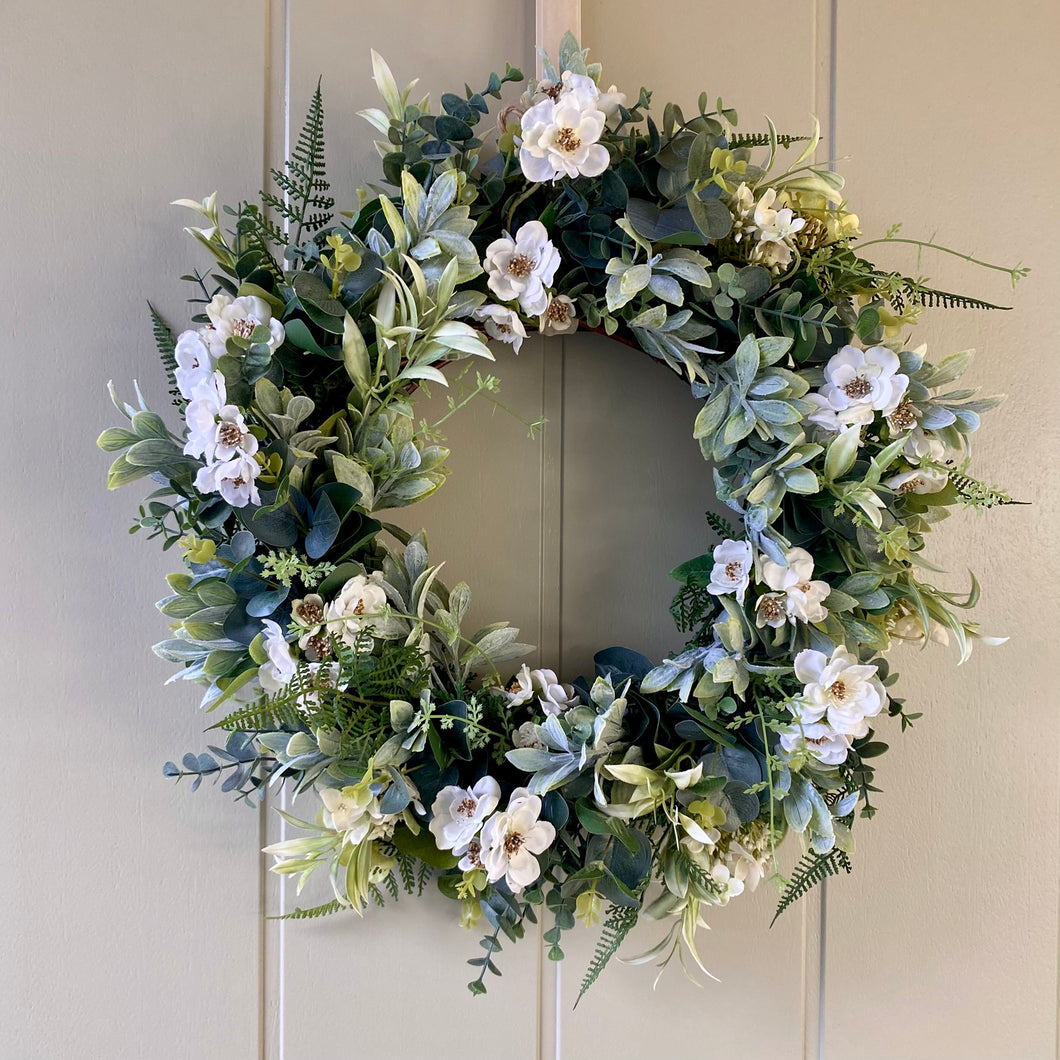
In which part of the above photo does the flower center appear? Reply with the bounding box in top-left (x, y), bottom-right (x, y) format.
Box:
top-left (897, 476), bottom-right (921, 494)
top-left (758, 596), bottom-right (784, 621)
top-left (724, 561), bottom-right (743, 581)
top-left (465, 837), bottom-right (482, 867)
top-left (506, 676), bottom-right (526, 694)
top-left (546, 299), bottom-right (570, 324)
top-left (543, 82), bottom-right (563, 101)
top-left (507, 253), bottom-right (536, 279)
top-left (297, 600), bottom-right (324, 624)
top-left (828, 679), bottom-right (848, 702)
top-left (230, 475), bottom-right (246, 487)
top-left (217, 422), bottom-right (243, 448)
top-left (456, 798), bottom-right (478, 819)
top-left (555, 127), bottom-right (581, 153)
top-left (842, 376), bottom-right (873, 399)
top-left (503, 831), bottom-right (526, 858)
top-left (306, 633), bottom-right (332, 659)
top-left (232, 318), bottom-right (256, 339)
top-left (889, 401), bottom-right (917, 431)
top-left (352, 600), bottom-right (365, 616)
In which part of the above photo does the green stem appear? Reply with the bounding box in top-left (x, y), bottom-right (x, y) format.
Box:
top-left (854, 237), bottom-right (1028, 286)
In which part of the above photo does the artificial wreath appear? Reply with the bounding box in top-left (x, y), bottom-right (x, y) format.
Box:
top-left (99, 36), bottom-right (1022, 996)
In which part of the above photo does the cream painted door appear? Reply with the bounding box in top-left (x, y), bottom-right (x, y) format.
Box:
top-left (4, 2), bottom-right (1057, 1059)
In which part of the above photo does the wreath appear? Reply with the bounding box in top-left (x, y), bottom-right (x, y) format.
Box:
top-left (99, 35), bottom-right (1023, 997)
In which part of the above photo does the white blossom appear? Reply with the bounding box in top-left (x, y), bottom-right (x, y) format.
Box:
top-left (258, 618), bottom-right (297, 692)
top-left (531, 668), bottom-right (579, 715)
top-left (202, 293), bottom-right (285, 359)
top-left (473, 304), bottom-right (527, 353)
top-left (183, 371), bottom-right (227, 459)
top-left (518, 92), bottom-right (610, 183)
top-left (539, 293), bottom-right (578, 336)
top-left (194, 452), bottom-right (261, 507)
top-left (174, 330), bottom-right (215, 400)
top-left (902, 427), bottom-right (946, 465)
top-left (501, 664), bottom-right (535, 707)
top-left (326, 571), bottom-right (402, 646)
top-left (483, 220), bottom-right (560, 316)
top-left (885, 467), bottom-right (948, 495)
top-left (320, 784), bottom-right (386, 845)
top-left (818, 345), bottom-right (910, 424)
top-left (429, 776), bottom-right (501, 853)
top-left (793, 645), bottom-right (887, 738)
top-left (512, 721), bottom-right (545, 750)
top-left (778, 718), bottom-right (851, 766)
top-left (706, 538), bottom-right (753, 605)
top-left (891, 612), bottom-right (951, 647)
top-left (479, 788), bottom-right (556, 892)
top-left (760, 547), bottom-right (830, 624)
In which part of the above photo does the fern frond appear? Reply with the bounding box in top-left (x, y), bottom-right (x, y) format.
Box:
top-left (727, 132), bottom-right (811, 149)
top-left (272, 899), bottom-right (345, 920)
top-left (947, 470), bottom-right (1025, 510)
top-left (234, 203), bottom-right (286, 277)
top-left (705, 510), bottom-right (738, 540)
top-left (576, 902), bottom-right (641, 1005)
top-left (900, 283), bottom-right (1011, 312)
top-left (771, 849), bottom-right (852, 925)
top-left (261, 80), bottom-right (334, 245)
top-left (148, 303), bottom-right (182, 406)
top-left (215, 698), bottom-right (305, 733)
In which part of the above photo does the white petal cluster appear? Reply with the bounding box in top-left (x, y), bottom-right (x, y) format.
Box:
top-left (749, 188), bottom-right (806, 272)
top-left (472, 304), bottom-right (527, 353)
top-left (326, 571), bottom-right (403, 646)
top-left (183, 370), bottom-right (262, 508)
top-left (483, 220), bottom-right (561, 316)
top-left (479, 787), bottom-right (556, 892)
top-left (498, 664), bottom-right (579, 715)
top-left (202, 293), bottom-right (285, 360)
top-left (706, 539), bottom-right (753, 605)
top-left (780, 645), bottom-right (888, 767)
top-left (429, 777), bottom-right (501, 862)
top-left (258, 618), bottom-right (297, 692)
top-left (320, 784), bottom-right (388, 845)
top-left (518, 72), bottom-right (614, 183)
top-left (811, 345), bottom-right (910, 431)
top-left (758, 547), bottom-right (830, 626)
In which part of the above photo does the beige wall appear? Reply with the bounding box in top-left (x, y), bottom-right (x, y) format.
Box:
top-left (3, 2), bottom-right (1057, 1058)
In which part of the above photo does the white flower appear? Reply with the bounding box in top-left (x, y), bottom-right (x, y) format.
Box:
top-left (458, 836), bottom-right (484, 872)
top-left (501, 664), bottom-right (535, 707)
top-left (755, 591), bottom-right (788, 629)
top-left (479, 788), bottom-right (556, 892)
top-left (559, 71), bottom-right (626, 124)
top-left (793, 645), bottom-right (887, 738)
top-left (194, 452), bottom-right (261, 507)
top-left (326, 571), bottom-right (401, 646)
top-left (512, 721), bottom-right (545, 750)
top-left (753, 188), bottom-right (806, 245)
top-left (903, 427), bottom-right (945, 465)
top-left (320, 784), bottom-right (385, 845)
top-left (518, 93), bottom-right (610, 183)
top-left (183, 371), bottom-right (227, 458)
top-left (429, 776), bottom-right (502, 853)
top-left (211, 405), bottom-right (258, 463)
top-left (818, 345), bottom-right (910, 423)
top-left (174, 330), bottom-right (215, 400)
top-left (202, 293), bottom-right (285, 359)
top-left (728, 183), bottom-right (757, 243)
top-left (778, 718), bottom-right (851, 766)
top-left (760, 547), bottom-right (830, 624)
top-left (891, 612), bottom-right (951, 647)
top-left (539, 294), bottom-right (578, 336)
top-left (706, 861), bottom-right (745, 905)
top-left (258, 618), bottom-right (297, 693)
top-left (530, 668), bottom-right (579, 715)
top-left (473, 304), bottom-right (527, 353)
top-left (885, 467), bottom-right (948, 495)
top-left (706, 538), bottom-right (753, 605)
top-left (483, 220), bottom-right (561, 316)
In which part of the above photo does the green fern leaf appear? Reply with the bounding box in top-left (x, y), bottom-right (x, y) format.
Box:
top-left (771, 849), bottom-right (852, 925)
top-left (261, 79), bottom-right (335, 245)
top-left (576, 902), bottom-right (641, 1005)
top-left (271, 899), bottom-right (345, 921)
top-left (148, 303), bottom-right (182, 405)
top-left (727, 132), bottom-right (811, 149)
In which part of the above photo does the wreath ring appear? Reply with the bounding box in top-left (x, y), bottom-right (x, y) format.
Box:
top-left (99, 35), bottom-right (1022, 997)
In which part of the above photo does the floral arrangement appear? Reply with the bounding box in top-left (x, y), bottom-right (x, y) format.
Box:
top-left (99, 36), bottom-right (1023, 997)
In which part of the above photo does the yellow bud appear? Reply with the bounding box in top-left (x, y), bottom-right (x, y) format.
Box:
top-left (179, 535), bottom-right (216, 564)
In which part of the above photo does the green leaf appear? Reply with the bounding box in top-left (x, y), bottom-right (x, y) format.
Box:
top-left (686, 192), bottom-right (733, 240)
top-left (824, 426), bottom-right (861, 482)
top-left (390, 825), bottom-right (458, 869)
top-left (342, 313), bottom-right (372, 393)
top-left (97, 427), bottom-right (139, 452)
